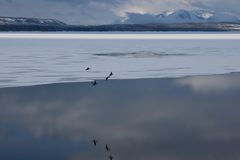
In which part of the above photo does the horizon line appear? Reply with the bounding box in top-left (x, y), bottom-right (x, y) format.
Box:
top-left (0, 33), bottom-right (240, 39)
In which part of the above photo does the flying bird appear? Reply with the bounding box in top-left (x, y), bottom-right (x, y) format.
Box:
top-left (108, 155), bottom-right (113, 160)
top-left (92, 139), bottom-right (97, 146)
top-left (109, 72), bottom-right (113, 77)
top-left (85, 67), bottom-right (91, 71)
top-left (105, 144), bottom-right (110, 151)
top-left (92, 80), bottom-right (97, 86)
top-left (106, 72), bottom-right (113, 81)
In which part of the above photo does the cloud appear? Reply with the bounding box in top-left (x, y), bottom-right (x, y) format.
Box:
top-left (115, 0), bottom-right (192, 17)
top-left (190, 0), bottom-right (240, 14)
top-left (0, 0), bottom-right (120, 25)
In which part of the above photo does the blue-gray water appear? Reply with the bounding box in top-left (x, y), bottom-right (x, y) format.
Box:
top-left (0, 37), bottom-right (240, 88)
top-left (0, 73), bottom-right (240, 160)
top-left (1, 33), bottom-right (240, 159)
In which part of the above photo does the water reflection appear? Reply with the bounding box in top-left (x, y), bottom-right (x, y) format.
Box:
top-left (0, 73), bottom-right (240, 160)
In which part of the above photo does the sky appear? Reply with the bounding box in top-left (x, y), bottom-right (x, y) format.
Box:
top-left (0, 0), bottom-right (240, 25)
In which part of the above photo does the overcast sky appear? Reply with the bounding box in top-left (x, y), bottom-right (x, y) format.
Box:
top-left (0, 0), bottom-right (239, 25)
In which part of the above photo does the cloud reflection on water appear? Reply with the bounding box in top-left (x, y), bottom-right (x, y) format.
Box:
top-left (0, 73), bottom-right (240, 160)
top-left (176, 73), bottom-right (240, 93)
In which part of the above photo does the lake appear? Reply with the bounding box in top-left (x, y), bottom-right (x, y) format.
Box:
top-left (0, 32), bottom-right (240, 160)
top-left (0, 73), bottom-right (240, 160)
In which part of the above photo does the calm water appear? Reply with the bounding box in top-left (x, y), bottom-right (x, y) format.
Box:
top-left (0, 37), bottom-right (240, 88)
top-left (0, 33), bottom-right (240, 159)
top-left (0, 73), bottom-right (240, 160)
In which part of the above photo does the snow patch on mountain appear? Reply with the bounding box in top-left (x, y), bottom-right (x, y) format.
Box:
top-left (0, 17), bottom-right (66, 26)
top-left (124, 9), bottom-right (240, 24)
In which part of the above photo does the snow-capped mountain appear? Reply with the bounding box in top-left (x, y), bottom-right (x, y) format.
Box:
top-left (0, 17), bottom-right (66, 26)
top-left (124, 9), bottom-right (240, 24)
top-left (0, 13), bottom-right (240, 31)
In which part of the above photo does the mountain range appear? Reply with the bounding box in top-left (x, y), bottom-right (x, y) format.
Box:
top-left (123, 9), bottom-right (240, 24)
top-left (124, 9), bottom-right (240, 24)
top-left (0, 9), bottom-right (240, 31)
top-left (0, 17), bottom-right (66, 26)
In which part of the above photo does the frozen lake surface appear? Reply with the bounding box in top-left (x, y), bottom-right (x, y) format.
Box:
top-left (0, 33), bottom-right (240, 88)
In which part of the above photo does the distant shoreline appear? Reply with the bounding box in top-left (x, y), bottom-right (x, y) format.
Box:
top-left (1, 23), bottom-right (240, 32)
top-left (1, 32), bottom-right (240, 39)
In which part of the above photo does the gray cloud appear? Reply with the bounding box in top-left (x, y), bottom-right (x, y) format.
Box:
top-left (0, 0), bottom-right (120, 25)
top-left (190, 0), bottom-right (240, 15)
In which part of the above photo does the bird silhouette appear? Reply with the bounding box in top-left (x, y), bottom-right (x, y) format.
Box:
top-left (92, 80), bottom-right (97, 86)
top-left (109, 72), bottom-right (113, 77)
top-left (92, 139), bottom-right (97, 146)
top-left (85, 67), bottom-right (91, 71)
top-left (106, 72), bottom-right (113, 81)
top-left (108, 155), bottom-right (113, 160)
top-left (105, 144), bottom-right (110, 151)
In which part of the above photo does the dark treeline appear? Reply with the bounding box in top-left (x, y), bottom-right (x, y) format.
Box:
top-left (0, 23), bottom-right (239, 31)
